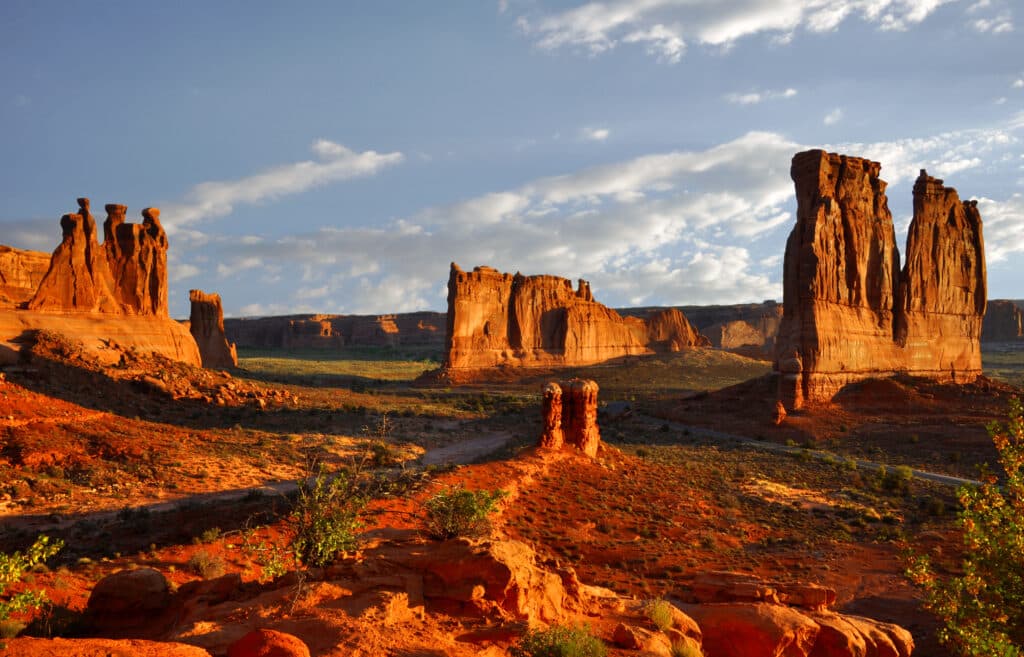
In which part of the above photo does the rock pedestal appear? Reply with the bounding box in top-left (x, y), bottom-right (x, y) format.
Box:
top-left (540, 382), bottom-right (564, 449)
top-left (539, 379), bottom-right (600, 457)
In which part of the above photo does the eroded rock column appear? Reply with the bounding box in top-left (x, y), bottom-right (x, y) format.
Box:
top-left (563, 379), bottom-right (600, 457)
top-left (539, 382), bottom-right (564, 449)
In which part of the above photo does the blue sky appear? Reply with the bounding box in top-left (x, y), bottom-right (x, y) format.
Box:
top-left (2, 0), bottom-right (1021, 318)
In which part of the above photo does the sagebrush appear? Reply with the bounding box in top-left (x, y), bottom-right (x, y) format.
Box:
top-left (424, 485), bottom-right (506, 539)
top-left (510, 623), bottom-right (607, 657)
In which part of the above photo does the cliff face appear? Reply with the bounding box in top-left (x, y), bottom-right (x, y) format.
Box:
top-left (189, 289), bottom-right (238, 369)
top-left (775, 152), bottom-right (986, 408)
top-left (0, 246), bottom-right (51, 308)
top-left (982, 300), bottom-right (1024, 341)
top-left (224, 312), bottom-right (444, 349)
top-left (444, 263), bottom-right (706, 371)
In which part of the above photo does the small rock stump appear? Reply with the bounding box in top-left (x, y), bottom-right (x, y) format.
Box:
top-left (539, 378), bottom-right (600, 457)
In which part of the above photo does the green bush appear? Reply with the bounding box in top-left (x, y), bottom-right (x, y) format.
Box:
top-left (510, 624), bottom-right (607, 657)
top-left (424, 485), bottom-right (506, 539)
top-left (646, 597), bottom-right (674, 631)
top-left (290, 464), bottom-right (366, 567)
top-left (671, 640), bottom-right (705, 657)
top-left (0, 535), bottom-right (63, 622)
top-left (907, 397), bottom-right (1024, 656)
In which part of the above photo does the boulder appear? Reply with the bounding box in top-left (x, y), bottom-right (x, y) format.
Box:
top-left (682, 602), bottom-right (820, 657)
top-left (86, 568), bottom-right (173, 636)
top-left (189, 289), bottom-right (238, 369)
top-left (613, 622), bottom-right (672, 655)
top-left (775, 152), bottom-right (986, 408)
top-left (227, 629), bottom-right (311, 657)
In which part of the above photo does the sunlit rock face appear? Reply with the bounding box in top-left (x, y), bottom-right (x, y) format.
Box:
top-left (444, 263), bottom-right (706, 371)
top-left (776, 152), bottom-right (986, 409)
top-left (189, 289), bottom-right (238, 369)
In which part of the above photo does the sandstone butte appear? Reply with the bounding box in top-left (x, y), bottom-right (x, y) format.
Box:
top-left (0, 198), bottom-right (201, 366)
top-left (775, 150), bottom-right (986, 409)
top-left (443, 263), bottom-right (708, 372)
top-left (188, 289), bottom-right (239, 369)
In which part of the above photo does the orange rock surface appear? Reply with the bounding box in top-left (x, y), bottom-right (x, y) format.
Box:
top-left (189, 289), bottom-right (238, 369)
top-left (539, 379), bottom-right (601, 457)
top-left (776, 152), bottom-right (986, 408)
top-left (2, 198), bottom-right (200, 366)
top-left (0, 245), bottom-right (51, 308)
top-left (444, 263), bottom-right (706, 371)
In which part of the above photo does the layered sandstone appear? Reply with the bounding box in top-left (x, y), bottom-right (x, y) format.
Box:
top-left (189, 290), bottom-right (238, 369)
top-left (621, 302), bottom-right (782, 354)
top-left (104, 205), bottom-right (169, 316)
top-left (0, 245), bottom-right (51, 308)
top-left (2, 198), bottom-right (200, 366)
top-left (982, 300), bottom-right (1023, 341)
top-left (445, 264), bottom-right (706, 371)
top-left (539, 379), bottom-right (601, 457)
top-left (28, 198), bottom-right (122, 314)
top-left (776, 152), bottom-right (986, 408)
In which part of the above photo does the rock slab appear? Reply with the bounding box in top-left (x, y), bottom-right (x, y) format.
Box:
top-left (189, 289), bottom-right (238, 369)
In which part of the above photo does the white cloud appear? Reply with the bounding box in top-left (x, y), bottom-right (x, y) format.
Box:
top-left (516, 0), bottom-right (956, 62)
top-left (170, 263), bottom-right (200, 283)
top-left (162, 139), bottom-right (403, 230)
top-left (725, 87), bottom-right (798, 105)
top-left (823, 108), bottom-right (843, 125)
top-left (972, 13), bottom-right (1013, 32)
top-left (581, 127), bottom-right (611, 141)
top-left (975, 194), bottom-right (1024, 262)
top-left (1014, 78), bottom-right (1024, 89)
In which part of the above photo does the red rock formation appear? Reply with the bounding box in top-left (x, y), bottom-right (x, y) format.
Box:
top-left (189, 289), bottom-right (238, 369)
top-left (895, 171), bottom-right (986, 380)
top-left (646, 308), bottom-right (711, 350)
top-left (0, 245), bottom-right (51, 308)
top-left (104, 205), bottom-right (169, 316)
top-left (445, 263), bottom-right (705, 372)
top-left (539, 379), bottom-right (600, 456)
top-left (540, 382), bottom-right (564, 449)
top-left (982, 299), bottom-right (1024, 341)
top-left (223, 312), bottom-right (445, 349)
top-left (705, 320), bottom-right (765, 350)
top-left (776, 153), bottom-right (986, 408)
top-left (350, 315), bottom-right (401, 346)
top-left (28, 198), bottom-right (122, 314)
top-left (563, 379), bottom-right (600, 457)
top-left (228, 630), bottom-right (310, 657)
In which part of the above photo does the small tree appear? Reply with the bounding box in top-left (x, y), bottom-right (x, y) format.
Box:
top-left (908, 397), bottom-right (1024, 656)
top-left (290, 464), bottom-right (366, 568)
top-left (1, 535), bottom-right (63, 621)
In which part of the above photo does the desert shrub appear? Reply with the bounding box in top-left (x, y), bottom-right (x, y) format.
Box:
top-left (671, 640), bottom-right (704, 657)
top-left (645, 597), bottom-right (674, 631)
top-left (0, 535), bottom-right (63, 622)
top-left (187, 550), bottom-right (226, 579)
top-left (907, 397), bottom-right (1024, 656)
top-left (424, 485), bottom-right (507, 539)
top-left (290, 464), bottom-right (366, 567)
top-left (510, 624), bottom-right (607, 657)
